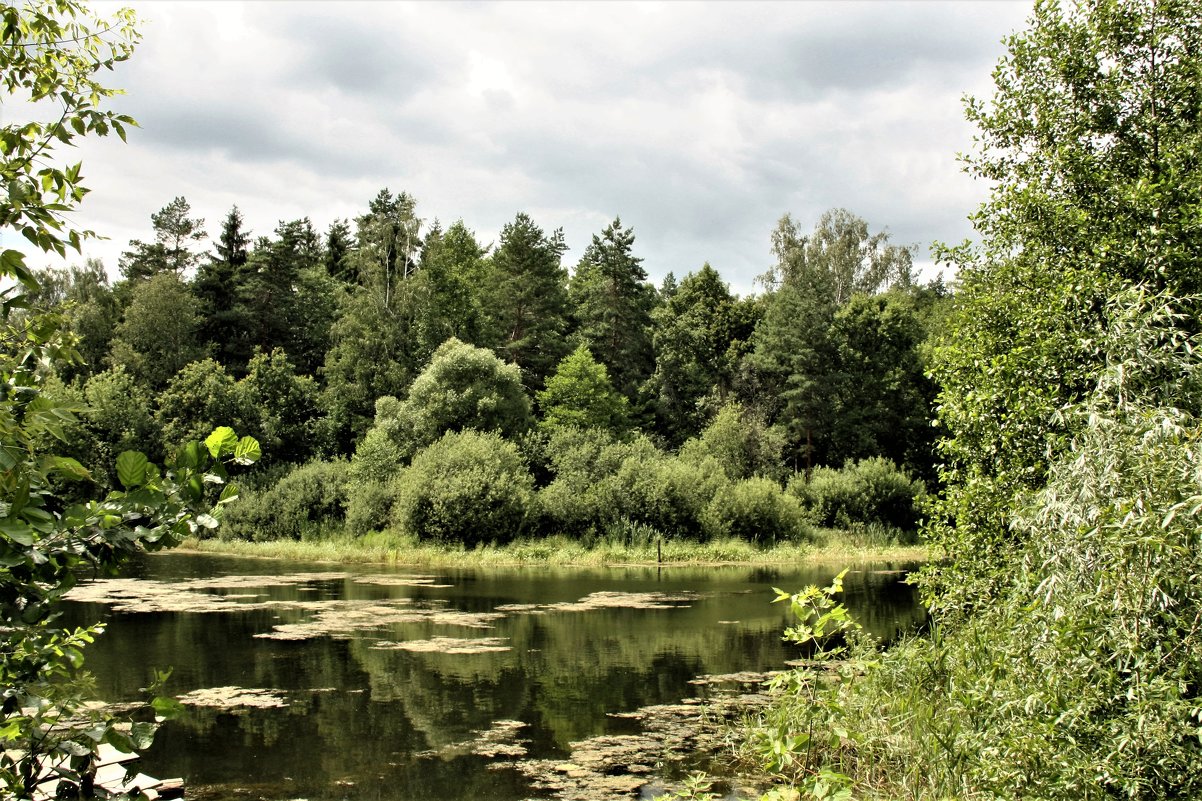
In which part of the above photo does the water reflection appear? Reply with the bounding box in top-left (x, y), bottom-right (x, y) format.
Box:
top-left (62, 553), bottom-right (925, 800)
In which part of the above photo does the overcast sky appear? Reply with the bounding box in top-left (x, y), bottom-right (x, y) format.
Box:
top-left (12, 0), bottom-right (1033, 295)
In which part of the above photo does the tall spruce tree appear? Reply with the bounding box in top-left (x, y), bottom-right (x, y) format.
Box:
top-left (483, 212), bottom-right (571, 392)
top-left (194, 206), bottom-right (251, 368)
top-left (324, 218), bottom-right (353, 283)
top-left (568, 218), bottom-right (655, 400)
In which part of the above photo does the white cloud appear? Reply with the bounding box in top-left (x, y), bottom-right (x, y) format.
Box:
top-left (12, 0), bottom-right (1033, 295)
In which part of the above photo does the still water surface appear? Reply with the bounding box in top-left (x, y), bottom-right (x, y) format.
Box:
top-left (63, 553), bottom-right (924, 800)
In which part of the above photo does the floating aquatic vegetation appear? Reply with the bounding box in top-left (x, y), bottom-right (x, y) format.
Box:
top-left (687, 670), bottom-right (782, 687)
top-left (371, 636), bottom-right (511, 654)
top-left (177, 686), bottom-right (289, 710)
top-left (514, 684), bottom-right (774, 800)
top-left (419, 719), bottom-right (529, 760)
top-left (352, 574), bottom-right (454, 588)
top-left (255, 605), bottom-right (504, 641)
top-left (497, 591), bottom-right (699, 617)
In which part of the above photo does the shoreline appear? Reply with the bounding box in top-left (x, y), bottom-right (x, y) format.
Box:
top-left (175, 534), bottom-right (929, 568)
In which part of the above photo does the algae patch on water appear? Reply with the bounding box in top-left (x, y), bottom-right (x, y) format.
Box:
top-left (351, 574), bottom-right (454, 588)
top-left (496, 591), bottom-right (699, 616)
top-left (371, 636), bottom-right (511, 654)
top-left (419, 719), bottom-right (529, 760)
top-left (255, 604), bottom-right (505, 641)
top-left (177, 686), bottom-right (289, 710)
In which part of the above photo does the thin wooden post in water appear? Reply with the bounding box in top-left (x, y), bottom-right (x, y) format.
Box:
top-left (657, 535), bottom-right (662, 564)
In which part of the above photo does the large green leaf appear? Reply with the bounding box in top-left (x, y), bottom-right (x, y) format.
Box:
top-left (234, 435), bottom-right (261, 465)
top-left (204, 426), bottom-right (238, 458)
top-left (115, 450), bottom-right (149, 489)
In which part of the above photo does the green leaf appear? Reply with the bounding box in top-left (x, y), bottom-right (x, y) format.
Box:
top-left (204, 426), bottom-right (238, 458)
top-left (0, 520), bottom-right (35, 546)
top-left (151, 695), bottom-right (184, 721)
top-left (115, 450), bottom-right (149, 489)
top-left (233, 435), bottom-right (261, 465)
top-left (42, 455), bottom-right (91, 481)
top-left (176, 441), bottom-right (203, 470)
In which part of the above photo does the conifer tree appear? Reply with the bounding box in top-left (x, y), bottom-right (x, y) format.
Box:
top-left (483, 212), bottom-right (571, 392)
top-left (569, 218), bottom-right (655, 400)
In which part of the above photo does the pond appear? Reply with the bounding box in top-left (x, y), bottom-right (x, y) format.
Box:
top-left (62, 552), bottom-right (925, 801)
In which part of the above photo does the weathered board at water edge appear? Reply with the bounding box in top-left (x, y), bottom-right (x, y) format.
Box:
top-left (61, 552), bottom-right (925, 800)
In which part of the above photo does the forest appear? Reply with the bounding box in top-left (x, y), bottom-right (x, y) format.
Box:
top-left (26, 195), bottom-right (945, 549)
top-left (3, 0), bottom-right (1201, 799)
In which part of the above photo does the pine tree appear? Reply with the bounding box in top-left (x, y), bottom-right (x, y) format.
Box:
top-left (119, 196), bottom-right (207, 281)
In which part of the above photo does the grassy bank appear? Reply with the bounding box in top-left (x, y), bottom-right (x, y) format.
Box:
top-left (178, 531), bottom-right (927, 567)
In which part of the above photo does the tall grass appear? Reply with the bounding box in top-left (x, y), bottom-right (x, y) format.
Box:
top-left (178, 531), bottom-right (926, 567)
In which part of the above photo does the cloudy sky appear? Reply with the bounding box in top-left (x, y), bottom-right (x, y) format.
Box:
top-left (14, 0), bottom-right (1033, 295)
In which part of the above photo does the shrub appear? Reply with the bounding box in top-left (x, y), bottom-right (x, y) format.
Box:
top-left (345, 478), bottom-right (397, 537)
top-left (536, 427), bottom-right (637, 537)
top-left (399, 337), bottom-right (532, 451)
top-left (679, 402), bottom-right (787, 481)
top-left (612, 448), bottom-right (728, 538)
top-left (222, 459), bottom-right (350, 541)
top-left (349, 396), bottom-right (408, 485)
top-left (156, 358), bottom-right (258, 456)
top-left (703, 477), bottom-right (812, 543)
top-left (350, 339), bottom-right (532, 473)
top-left (391, 430), bottom-right (534, 545)
top-left (788, 457), bottom-right (923, 530)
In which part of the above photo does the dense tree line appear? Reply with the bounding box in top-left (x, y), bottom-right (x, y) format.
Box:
top-left (31, 195), bottom-right (945, 544)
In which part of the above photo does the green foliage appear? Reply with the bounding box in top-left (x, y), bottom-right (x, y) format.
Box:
top-left (611, 442), bottom-right (727, 538)
top-left (827, 293), bottom-right (934, 477)
top-left (233, 217), bottom-right (333, 375)
top-left (319, 284), bottom-right (414, 448)
top-left (482, 212), bottom-right (571, 391)
top-left (755, 292), bottom-right (1202, 801)
top-left (390, 430), bottom-right (534, 546)
top-left (924, 0), bottom-right (1202, 613)
top-left (29, 259), bottom-right (119, 383)
top-left (352, 339), bottom-right (532, 478)
top-left (745, 275), bottom-right (836, 471)
top-left (787, 457), bottom-right (924, 531)
top-left (345, 478), bottom-right (396, 537)
top-left (0, 6), bottom-right (265, 796)
top-left (535, 426), bottom-right (629, 537)
top-left (741, 571), bottom-right (862, 801)
top-left (81, 365), bottom-right (162, 480)
top-left (222, 459), bottom-right (350, 541)
top-left (0, 0), bottom-right (139, 265)
top-left (538, 344), bottom-right (630, 434)
top-left (193, 205), bottom-right (251, 368)
top-left (239, 348), bottom-right (321, 465)
top-left (568, 217), bottom-right (655, 399)
top-left (413, 219), bottom-right (487, 357)
top-left (156, 358), bottom-right (257, 454)
top-left (647, 264), bottom-right (755, 444)
top-left (118, 196), bottom-right (207, 281)
top-left (748, 214), bottom-right (931, 476)
top-left (108, 273), bottom-right (205, 389)
top-left (679, 402), bottom-right (786, 481)
top-left (349, 396), bottom-right (408, 485)
top-left (402, 337), bottom-right (532, 445)
top-left (764, 209), bottom-right (914, 302)
top-left (702, 477), bottom-right (811, 544)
